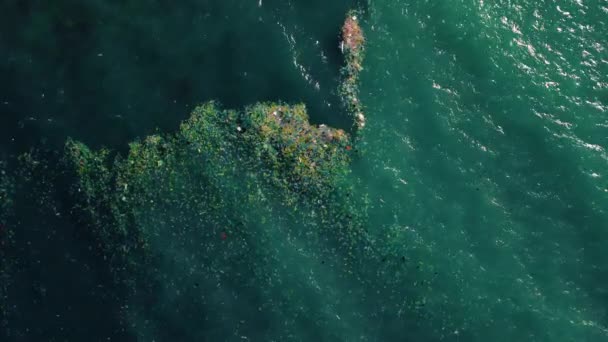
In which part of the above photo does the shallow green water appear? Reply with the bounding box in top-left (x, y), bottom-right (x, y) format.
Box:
top-left (1, 0), bottom-right (607, 341)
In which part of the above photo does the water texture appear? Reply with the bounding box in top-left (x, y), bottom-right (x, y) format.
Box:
top-left (1, 0), bottom-right (607, 341)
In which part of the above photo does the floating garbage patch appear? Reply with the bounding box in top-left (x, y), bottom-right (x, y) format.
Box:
top-left (0, 10), bottom-right (443, 340)
top-left (61, 99), bottom-right (372, 339)
top-left (0, 106), bottom-right (371, 339)
top-left (339, 10), bottom-right (367, 130)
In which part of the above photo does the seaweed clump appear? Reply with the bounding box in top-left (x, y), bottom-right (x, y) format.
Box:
top-left (339, 10), bottom-right (366, 129)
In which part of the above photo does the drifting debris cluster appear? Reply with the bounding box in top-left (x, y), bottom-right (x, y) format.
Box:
top-left (182, 102), bottom-right (352, 195)
top-left (339, 10), bottom-right (366, 129)
top-left (58, 101), bottom-right (369, 339)
top-left (63, 102), bottom-right (359, 275)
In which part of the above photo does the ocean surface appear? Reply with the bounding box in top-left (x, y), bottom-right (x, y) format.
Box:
top-left (1, 0), bottom-right (607, 341)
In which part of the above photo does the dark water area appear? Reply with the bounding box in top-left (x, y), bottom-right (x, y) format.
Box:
top-left (2, 156), bottom-right (128, 340)
top-left (0, 0), bottom-right (359, 154)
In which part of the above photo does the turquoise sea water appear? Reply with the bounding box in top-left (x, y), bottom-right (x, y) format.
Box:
top-left (358, 0), bottom-right (607, 340)
top-left (1, 0), bottom-right (607, 341)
